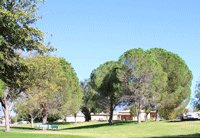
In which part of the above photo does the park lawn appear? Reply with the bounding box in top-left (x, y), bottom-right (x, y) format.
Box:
top-left (0, 120), bottom-right (200, 137)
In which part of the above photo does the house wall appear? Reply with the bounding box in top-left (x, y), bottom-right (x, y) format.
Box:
top-left (66, 116), bottom-right (85, 122)
top-left (120, 113), bottom-right (150, 121)
top-left (91, 115), bottom-right (106, 121)
top-left (91, 114), bottom-right (119, 121)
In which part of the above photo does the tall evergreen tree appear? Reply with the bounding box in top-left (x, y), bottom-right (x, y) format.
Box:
top-left (90, 61), bottom-right (124, 125)
top-left (150, 48), bottom-right (193, 119)
top-left (59, 58), bottom-right (82, 123)
top-left (119, 48), bottom-right (167, 124)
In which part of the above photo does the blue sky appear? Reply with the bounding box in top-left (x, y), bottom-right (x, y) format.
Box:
top-left (36, 0), bottom-right (200, 109)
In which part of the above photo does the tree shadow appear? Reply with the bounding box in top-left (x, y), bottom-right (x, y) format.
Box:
top-left (10, 127), bottom-right (36, 130)
top-left (47, 122), bottom-right (74, 125)
top-left (167, 119), bottom-right (200, 123)
top-left (152, 133), bottom-right (200, 137)
top-left (60, 121), bottom-right (137, 130)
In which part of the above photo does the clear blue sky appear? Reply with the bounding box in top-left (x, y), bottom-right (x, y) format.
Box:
top-left (36, 0), bottom-right (200, 109)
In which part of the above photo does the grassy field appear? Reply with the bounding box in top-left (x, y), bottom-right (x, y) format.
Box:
top-left (0, 120), bottom-right (200, 138)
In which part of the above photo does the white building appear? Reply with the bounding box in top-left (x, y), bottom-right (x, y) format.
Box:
top-left (119, 110), bottom-right (150, 121)
top-left (64, 110), bottom-right (151, 122)
top-left (65, 115), bottom-right (85, 122)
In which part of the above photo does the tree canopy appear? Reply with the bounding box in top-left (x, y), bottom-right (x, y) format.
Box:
top-left (0, 0), bottom-right (54, 86)
top-left (0, 0), bottom-right (54, 132)
top-left (90, 61), bottom-right (125, 125)
top-left (150, 48), bottom-right (193, 119)
top-left (24, 55), bottom-right (80, 130)
top-left (119, 48), bottom-right (168, 123)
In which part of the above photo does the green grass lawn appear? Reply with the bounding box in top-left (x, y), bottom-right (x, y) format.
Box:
top-left (0, 120), bottom-right (200, 138)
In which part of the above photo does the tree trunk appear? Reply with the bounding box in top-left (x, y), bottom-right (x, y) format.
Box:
top-left (137, 99), bottom-right (142, 124)
top-left (42, 112), bottom-right (48, 131)
top-left (42, 103), bottom-right (49, 131)
top-left (82, 108), bottom-right (91, 122)
top-left (65, 116), bottom-right (67, 122)
top-left (1, 97), bottom-right (10, 132)
top-left (106, 113), bottom-right (108, 122)
top-left (30, 115), bottom-right (34, 128)
top-left (109, 100), bottom-right (113, 125)
top-left (155, 111), bottom-right (160, 122)
top-left (42, 111), bottom-right (48, 125)
top-left (3, 105), bottom-right (10, 132)
top-left (85, 113), bottom-right (91, 121)
top-left (135, 102), bottom-right (138, 121)
top-left (145, 113), bottom-right (149, 122)
top-left (74, 114), bottom-right (77, 124)
top-left (84, 108), bottom-right (91, 121)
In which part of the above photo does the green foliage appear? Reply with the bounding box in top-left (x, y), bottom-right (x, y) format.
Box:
top-left (0, 0), bottom-right (54, 89)
top-left (0, 79), bottom-right (6, 97)
top-left (59, 57), bottom-right (82, 116)
top-left (90, 61), bottom-right (125, 124)
top-left (23, 55), bottom-right (81, 125)
top-left (150, 48), bottom-right (193, 119)
top-left (91, 61), bottom-right (124, 102)
top-left (119, 48), bottom-right (168, 123)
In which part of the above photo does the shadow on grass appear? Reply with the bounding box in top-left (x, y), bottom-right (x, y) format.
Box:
top-left (10, 127), bottom-right (36, 130)
top-left (47, 122), bottom-right (74, 125)
top-left (152, 133), bottom-right (200, 138)
top-left (60, 121), bottom-right (137, 130)
top-left (167, 119), bottom-right (200, 123)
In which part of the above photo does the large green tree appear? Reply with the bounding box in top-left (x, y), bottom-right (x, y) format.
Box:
top-left (25, 55), bottom-right (80, 130)
top-left (59, 58), bottom-right (82, 123)
top-left (0, 57), bottom-right (28, 132)
top-left (90, 61), bottom-right (124, 125)
top-left (150, 48), bottom-right (193, 119)
top-left (119, 48), bottom-right (167, 124)
top-left (0, 0), bottom-right (53, 132)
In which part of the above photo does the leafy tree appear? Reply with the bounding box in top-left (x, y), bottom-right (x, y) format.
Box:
top-left (0, 0), bottom-right (54, 132)
top-left (25, 55), bottom-right (80, 130)
top-left (90, 61), bottom-right (124, 125)
top-left (58, 58), bottom-right (82, 123)
top-left (119, 48), bottom-right (167, 124)
top-left (0, 57), bottom-right (28, 132)
top-left (150, 48), bottom-right (193, 119)
top-left (26, 55), bottom-right (64, 130)
top-left (80, 79), bottom-right (100, 121)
